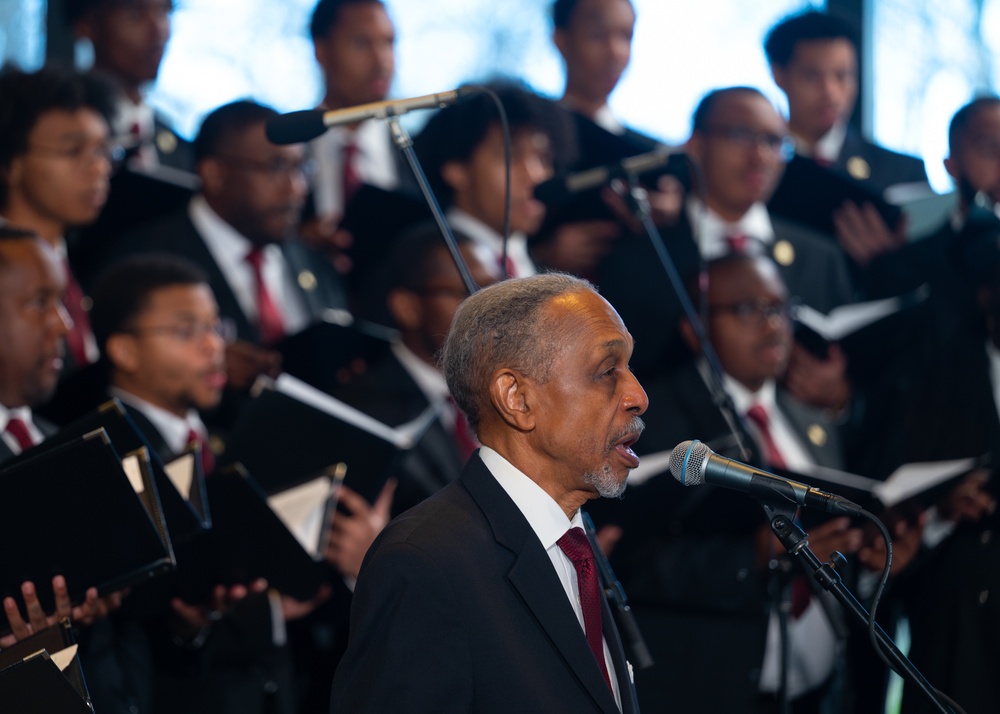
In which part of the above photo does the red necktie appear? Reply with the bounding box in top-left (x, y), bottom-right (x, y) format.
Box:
top-left (725, 232), bottom-right (750, 255)
top-left (6, 417), bottom-right (36, 452)
top-left (498, 253), bottom-right (517, 279)
top-left (745, 404), bottom-right (787, 470)
top-left (62, 260), bottom-right (94, 367)
top-left (244, 247), bottom-right (285, 345)
top-left (557, 527), bottom-right (613, 691)
top-left (342, 138), bottom-right (362, 207)
top-left (186, 428), bottom-right (215, 475)
top-left (447, 397), bottom-right (479, 463)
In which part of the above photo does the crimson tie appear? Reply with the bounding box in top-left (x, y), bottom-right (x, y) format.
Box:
top-left (186, 428), bottom-right (215, 475)
top-left (447, 397), bottom-right (479, 463)
top-left (725, 232), bottom-right (750, 255)
top-left (342, 138), bottom-right (362, 208)
top-left (62, 260), bottom-right (94, 367)
top-left (557, 527), bottom-right (612, 691)
top-left (244, 247), bottom-right (286, 345)
top-left (498, 253), bottom-right (517, 280)
top-left (745, 403), bottom-right (787, 470)
top-left (6, 417), bottom-right (36, 452)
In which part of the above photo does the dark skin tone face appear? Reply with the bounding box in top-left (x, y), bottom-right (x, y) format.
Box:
top-left (480, 289), bottom-right (648, 517)
top-left (946, 104), bottom-right (1000, 209)
top-left (314, 2), bottom-right (395, 110)
top-left (0, 239), bottom-right (71, 408)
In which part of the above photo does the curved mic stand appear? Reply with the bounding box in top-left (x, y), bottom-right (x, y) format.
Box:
top-left (764, 503), bottom-right (963, 714)
top-left (386, 113), bottom-right (480, 296)
top-left (608, 172), bottom-right (750, 462)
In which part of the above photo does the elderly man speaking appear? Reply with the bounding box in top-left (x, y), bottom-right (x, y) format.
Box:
top-left (330, 273), bottom-right (647, 713)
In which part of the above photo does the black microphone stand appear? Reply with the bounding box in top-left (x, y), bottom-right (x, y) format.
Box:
top-left (582, 512), bottom-right (654, 670)
top-left (762, 500), bottom-right (962, 714)
top-left (386, 113), bottom-right (479, 296)
top-left (608, 172), bottom-right (750, 462)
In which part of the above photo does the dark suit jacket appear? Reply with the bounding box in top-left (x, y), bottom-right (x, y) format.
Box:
top-left (0, 414), bottom-right (59, 463)
top-left (329, 453), bottom-right (639, 713)
top-left (832, 128), bottom-right (928, 193)
top-left (104, 206), bottom-right (347, 343)
top-left (333, 350), bottom-right (465, 516)
top-left (607, 359), bottom-right (845, 713)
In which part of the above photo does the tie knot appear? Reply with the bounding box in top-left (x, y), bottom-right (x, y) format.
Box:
top-left (557, 527), bottom-right (595, 565)
top-left (245, 246), bottom-right (265, 270)
top-left (5, 417), bottom-right (35, 451)
top-left (745, 403), bottom-right (770, 429)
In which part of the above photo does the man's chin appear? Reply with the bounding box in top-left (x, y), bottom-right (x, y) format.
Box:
top-left (583, 467), bottom-right (628, 500)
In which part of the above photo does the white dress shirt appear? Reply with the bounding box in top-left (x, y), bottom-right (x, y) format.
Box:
top-left (109, 387), bottom-right (209, 457)
top-left (188, 195), bottom-right (310, 335)
top-left (310, 120), bottom-right (400, 220)
top-left (447, 208), bottom-right (536, 280)
top-left (793, 121), bottom-right (847, 165)
top-left (688, 199), bottom-right (776, 260)
top-left (479, 446), bottom-right (623, 709)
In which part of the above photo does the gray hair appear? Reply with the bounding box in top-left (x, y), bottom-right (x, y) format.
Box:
top-left (440, 272), bottom-right (595, 434)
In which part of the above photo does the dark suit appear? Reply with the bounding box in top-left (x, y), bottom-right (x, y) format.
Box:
top-left (330, 453), bottom-right (639, 713)
top-left (608, 360), bottom-right (845, 713)
top-left (831, 128), bottom-right (928, 193)
top-left (597, 208), bottom-right (855, 378)
top-left (103, 206), bottom-right (347, 343)
top-left (332, 349), bottom-right (465, 516)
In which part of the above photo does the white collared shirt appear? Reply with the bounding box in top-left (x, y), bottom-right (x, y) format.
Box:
top-left (446, 208), bottom-right (536, 280)
top-left (188, 195), bottom-right (310, 335)
top-left (309, 121), bottom-right (399, 220)
top-left (479, 446), bottom-right (622, 709)
top-left (793, 121), bottom-right (847, 164)
top-left (391, 341), bottom-right (454, 431)
top-left (109, 387), bottom-right (208, 457)
top-left (591, 105), bottom-right (626, 136)
top-left (0, 404), bottom-right (44, 455)
top-left (688, 199), bottom-right (776, 260)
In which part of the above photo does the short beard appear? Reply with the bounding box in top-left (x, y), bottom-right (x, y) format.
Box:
top-left (583, 464), bottom-right (627, 499)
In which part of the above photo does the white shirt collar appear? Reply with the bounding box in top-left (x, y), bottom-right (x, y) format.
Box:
top-left (446, 208), bottom-right (535, 279)
top-left (110, 387), bottom-right (207, 457)
top-left (0, 404), bottom-right (43, 453)
top-left (479, 445), bottom-right (581, 548)
top-left (794, 120), bottom-right (847, 163)
top-left (591, 104), bottom-right (626, 136)
top-left (688, 199), bottom-right (775, 259)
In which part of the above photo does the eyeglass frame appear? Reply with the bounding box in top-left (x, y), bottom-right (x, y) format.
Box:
top-left (117, 318), bottom-right (237, 344)
top-left (707, 298), bottom-right (798, 326)
top-left (701, 126), bottom-right (796, 161)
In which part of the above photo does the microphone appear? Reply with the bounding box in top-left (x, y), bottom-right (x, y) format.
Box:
top-left (266, 88), bottom-right (477, 145)
top-left (668, 440), bottom-right (862, 516)
top-left (534, 149), bottom-right (689, 204)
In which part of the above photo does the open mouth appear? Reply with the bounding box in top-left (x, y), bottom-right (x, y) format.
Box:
top-left (612, 433), bottom-right (641, 468)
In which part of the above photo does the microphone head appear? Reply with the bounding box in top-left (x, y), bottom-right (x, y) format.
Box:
top-left (265, 110), bottom-right (328, 145)
top-left (668, 440), bottom-right (710, 486)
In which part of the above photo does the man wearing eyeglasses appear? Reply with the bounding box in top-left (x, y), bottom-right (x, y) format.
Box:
top-left (0, 65), bottom-right (120, 373)
top-left (599, 86), bottom-right (853, 381)
top-left (605, 252), bottom-right (865, 713)
top-left (106, 100), bottom-right (348, 397)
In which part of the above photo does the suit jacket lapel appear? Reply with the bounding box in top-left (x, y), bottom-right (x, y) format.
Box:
top-left (461, 456), bottom-right (624, 713)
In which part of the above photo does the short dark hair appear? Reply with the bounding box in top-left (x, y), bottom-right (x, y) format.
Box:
top-left (66, 0), bottom-right (174, 25)
top-left (441, 272), bottom-right (594, 434)
top-left (387, 225), bottom-right (471, 293)
top-left (310, 0), bottom-right (384, 40)
top-left (0, 64), bottom-right (118, 209)
top-left (193, 100), bottom-right (279, 162)
top-left (948, 95), bottom-right (1000, 156)
top-left (0, 225), bottom-right (43, 273)
top-left (691, 86), bottom-right (768, 132)
top-left (764, 10), bottom-right (858, 68)
top-left (414, 80), bottom-right (576, 206)
top-left (552, 0), bottom-right (634, 29)
top-left (89, 253), bottom-right (209, 354)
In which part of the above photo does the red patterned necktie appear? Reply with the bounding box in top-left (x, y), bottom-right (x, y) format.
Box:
top-left (186, 428), bottom-right (215, 475)
top-left (557, 527), bottom-right (612, 691)
top-left (725, 232), bottom-right (750, 255)
top-left (6, 417), bottom-right (36, 452)
top-left (342, 138), bottom-right (362, 207)
top-left (745, 403), bottom-right (787, 470)
top-left (244, 247), bottom-right (286, 345)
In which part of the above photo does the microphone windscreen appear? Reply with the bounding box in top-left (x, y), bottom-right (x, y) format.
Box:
top-left (265, 110), bottom-right (328, 145)
top-left (668, 440), bottom-right (709, 485)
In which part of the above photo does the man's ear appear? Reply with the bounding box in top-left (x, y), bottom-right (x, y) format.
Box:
top-left (105, 333), bottom-right (139, 373)
top-left (770, 63), bottom-right (787, 92)
top-left (553, 28), bottom-right (569, 61)
top-left (198, 158), bottom-right (227, 199)
top-left (441, 160), bottom-right (470, 195)
top-left (488, 368), bottom-right (536, 432)
top-left (387, 288), bottom-right (423, 331)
